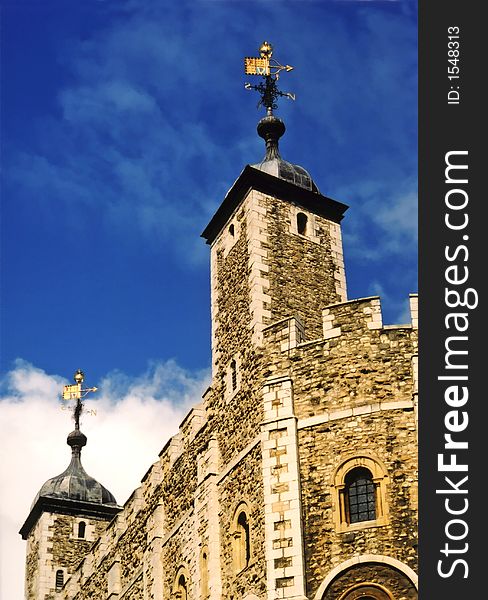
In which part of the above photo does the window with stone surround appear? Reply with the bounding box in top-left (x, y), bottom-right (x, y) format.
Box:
top-left (232, 503), bottom-right (251, 572)
top-left (55, 569), bottom-right (64, 591)
top-left (173, 566), bottom-right (190, 600)
top-left (72, 518), bottom-right (92, 540)
top-left (332, 455), bottom-right (389, 532)
top-left (297, 212), bottom-right (308, 235)
top-left (226, 354), bottom-right (241, 400)
top-left (289, 205), bottom-right (320, 243)
top-left (78, 520), bottom-right (86, 538)
top-left (220, 218), bottom-right (239, 257)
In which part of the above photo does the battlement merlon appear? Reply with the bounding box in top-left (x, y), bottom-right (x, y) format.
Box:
top-left (263, 294), bottom-right (418, 353)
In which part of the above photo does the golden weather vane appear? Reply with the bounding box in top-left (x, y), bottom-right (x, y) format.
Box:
top-left (61, 369), bottom-right (98, 426)
top-left (244, 41), bottom-right (295, 113)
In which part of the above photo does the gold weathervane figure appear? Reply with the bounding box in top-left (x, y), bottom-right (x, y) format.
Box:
top-left (62, 369), bottom-right (98, 426)
top-left (244, 41), bottom-right (295, 112)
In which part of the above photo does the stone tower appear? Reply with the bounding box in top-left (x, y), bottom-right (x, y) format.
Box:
top-left (199, 103), bottom-right (417, 600)
top-left (19, 422), bottom-right (120, 599)
top-left (203, 111), bottom-right (348, 366)
top-left (200, 110), bottom-right (350, 473)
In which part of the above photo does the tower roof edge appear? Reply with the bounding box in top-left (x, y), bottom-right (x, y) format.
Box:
top-left (201, 165), bottom-right (348, 245)
top-left (19, 495), bottom-right (122, 540)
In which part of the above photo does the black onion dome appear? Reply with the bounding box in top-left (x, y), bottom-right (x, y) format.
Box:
top-left (67, 428), bottom-right (87, 448)
top-left (251, 113), bottom-right (319, 193)
top-left (31, 429), bottom-right (117, 509)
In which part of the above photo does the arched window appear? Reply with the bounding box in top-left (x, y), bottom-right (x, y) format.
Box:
top-left (55, 569), bottom-right (64, 590)
top-left (237, 511), bottom-right (250, 566)
top-left (173, 566), bottom-right (190, 600)
top-left (78, 521), bottom-right (86, 538)
top-left (345, 467), bottom-right (376, 523)
top-left (229, 224), bottom-right (235, 237)
top-left (232, 504), bottom-right (251, 572)
top-left (332, 455), bottom-right (389, 532)
top-left (297, 212), bottom-right (308, 235)
top-left (175, 573), bottom-right (188, 600)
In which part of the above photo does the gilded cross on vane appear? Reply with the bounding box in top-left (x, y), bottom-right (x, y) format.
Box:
top-left (61, 369), bottom-right (98, 428)
top-left (244, 41), bottom-right (295, 113)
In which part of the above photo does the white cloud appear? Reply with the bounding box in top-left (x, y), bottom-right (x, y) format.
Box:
top-left (0, 359), bottom-right (209, 600)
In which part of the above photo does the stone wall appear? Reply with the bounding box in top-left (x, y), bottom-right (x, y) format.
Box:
top-left (24, 512), bottom-right (109, 600)
top-left (299, 412), bottom-right (417, 599)
top-left (217, 444), bottom-right (266, 600)
top-left (208, 193), bottom-right (265, 466)
top-left (264, 195), bottom-right (346, 340)
top-left (207, 189), bottom-right (347, 467)
top-left (262, 295), bottom-right (418, 599)
top-left (50, 515), bottom-right (106, 571)
top-left (25, 536), bottom-right (39, 600)
top-left (54, 403), bottom-right (268, 600)
top-left (262, 297), bottom-right (417, 421)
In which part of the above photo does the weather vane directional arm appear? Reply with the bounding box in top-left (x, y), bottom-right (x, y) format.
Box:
top-left (244, 41), bottom-right (295, 113)
top-left (62, 369), bottom-right (98, 429)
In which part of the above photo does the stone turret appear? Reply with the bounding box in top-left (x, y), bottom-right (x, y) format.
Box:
top-left (202, 109), bottom-right (348, 370)
top-left (20, 382), bottom-right (120, 600)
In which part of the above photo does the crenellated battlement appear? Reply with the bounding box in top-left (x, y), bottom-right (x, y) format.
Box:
top-left (264, 294), bottom-right (418, 352)
top-left (262, 294), bottom-right (418, 423)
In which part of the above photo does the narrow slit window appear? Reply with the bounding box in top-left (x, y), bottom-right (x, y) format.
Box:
top-left (229, 224), bottom-right (235, 237)
top-left (236, 510), bottom-right (251, 571)
top-left (297, 212), bottom-right (308, 235)
top-left (230, 359), bottom-right (237, 391)
top-left (177, 574), bottom-right (188, 600)
top-left (55, 569), bottom-right (64, 590)
top-left (78, 521), bottom-right (86, 539)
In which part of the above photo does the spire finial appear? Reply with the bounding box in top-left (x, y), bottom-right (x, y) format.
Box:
top-left (244, 42), bottom-right (295, 162)
top-left (61, 370), bottom-right (98, 454)
top-left (244, 41), bottom-right (295, 114)
top-left (62, 369), bottom-right (97, 430)
top-left (73, 369), bottom-right (84, 430)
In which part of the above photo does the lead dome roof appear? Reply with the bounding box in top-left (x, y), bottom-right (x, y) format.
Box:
top-left (250, 113), bottom-right (319, 193)
top-left (31, 428), bottom-right (117, 509)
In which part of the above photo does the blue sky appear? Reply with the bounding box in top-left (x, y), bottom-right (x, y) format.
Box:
top-left (1, 0), bottom-right (417, 384)
top-left (0, 1), bottom-right (417, 596)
